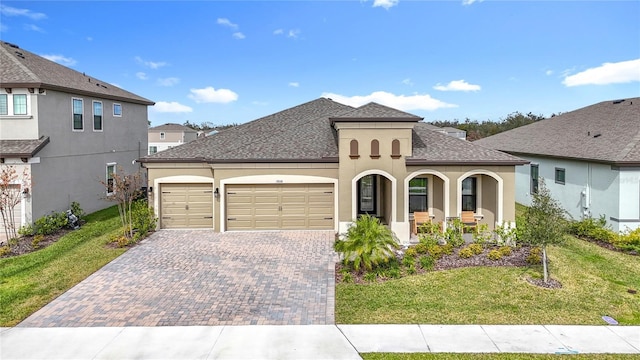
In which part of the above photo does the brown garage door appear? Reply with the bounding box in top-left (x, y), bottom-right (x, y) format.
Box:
top-left (226, 184), bottom-right (334, 230)
top-left (160, 183), bottom-right (213, 229)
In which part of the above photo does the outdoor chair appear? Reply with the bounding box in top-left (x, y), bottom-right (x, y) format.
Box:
top-left (460, 211), bottom-right (478, 233)
top-left (413, 211), bottom-right (431, 234)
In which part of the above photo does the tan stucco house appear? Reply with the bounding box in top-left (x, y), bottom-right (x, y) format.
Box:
top-left (148, 123), bottom-right (198, 155)
top-left (140, 98), bottom-right (527, 244)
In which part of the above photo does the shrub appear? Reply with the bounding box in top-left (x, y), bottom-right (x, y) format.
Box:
top-left (473, 224), bottom-right (492, 245)
top-left (388, 268), bottom-right (401, 279)
top-left (458, 247), bottom-right (474, 259)
top-left (419, 255), bottom-right (435, 271)
top-left (131, 200), bottom-right (157, 242)
top-left (569, 215), bottom-right (616, 243)
top-left (494, 222), bottom-right (518, 246)
top-left (69, 201), bottom-right (85, 220)
top-left (341, 273), bottom-right (353, 284)
top-left (445, 219), bottom-right (465, 247)
top-left (31, 234), bottom-right (44, 249)
top-left (18, 224), bottom-right (34, 237)
top-left (406, 265), bottom-right (417, 275)
top-left (115, 235), bottom-right (130, 248)
top-left (427, 244), bottom-right (443, 259)
top-left (526, 247), bottom-right (542, 265)
top-left (334, 215), bottom-right (400, 272)
top-left (364, 272), bottom-right (377, 283)
top-left (469, 243), bottom-right (484, 255)
top-left (402, 255), bottom-right (415, 267)
top-left (613, 228), bottom-right (640, 253)
top-left (414, 242), bottom-right (428, 254)
top-left (0, 246), bottom-right (10, 256)
top-left (34, 212), bottom-right (68, 236)
top-left (404, 247), bottom-right (418, 258)
top-left (487, 249), bottom-right (503, 261)
top-left (441, 243), bottom-right (454, 255)
top-left (498, 246), bottom-right (513, 256)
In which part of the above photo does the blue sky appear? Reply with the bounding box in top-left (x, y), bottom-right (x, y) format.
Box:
top-left (1, 1), bottom-right (639, 127)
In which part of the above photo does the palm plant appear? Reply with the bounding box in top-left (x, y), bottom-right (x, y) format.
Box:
top-left (334, 215), bottom-right (399, 272)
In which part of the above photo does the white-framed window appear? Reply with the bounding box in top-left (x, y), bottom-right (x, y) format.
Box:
top-left (149, 146), bottom-right (157, 154)
top-left (72, 98), bottom-right (84, 131)
top-left (0, 94), bottom-right (7, 115)
top-left (160, 132), bottom-right (165, 140)
top-left (93, 101), bottom-right (103, 131)
top-left (106, 163), bottom-right (116, 195)
top-left (113, 103), bottom-right (122, 117)
top-left (13, 94), bottom-right (27, 115)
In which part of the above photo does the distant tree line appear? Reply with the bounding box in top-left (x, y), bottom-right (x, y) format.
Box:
top-left (182, 120), bottom-right (238, 132)
top-left (431, 112), bottom-right (551, 141)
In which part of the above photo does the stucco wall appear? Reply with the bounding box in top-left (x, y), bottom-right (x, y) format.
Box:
top-left (617, 168), bottom-right (640, 231)
top-left (0, 89), bottom-right (39, 139)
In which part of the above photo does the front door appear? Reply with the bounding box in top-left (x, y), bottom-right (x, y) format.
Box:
top-left (357, 175), bottom-right (377, 215)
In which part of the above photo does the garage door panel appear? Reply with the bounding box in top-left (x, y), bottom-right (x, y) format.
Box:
top-left (160, 183), bottom-right (213, 229)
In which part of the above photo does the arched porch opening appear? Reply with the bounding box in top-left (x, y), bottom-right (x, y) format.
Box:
top-left (457, 170), bottom-right (503, 229)
top-left (405, 170), bottom-right (450, 236)
top-left (352, 170), bottom-right (396, 226)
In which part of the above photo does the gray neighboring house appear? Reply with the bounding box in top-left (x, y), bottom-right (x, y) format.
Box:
top-left (0, 41), bottom-right (153, 233)
top-left (475, 98), bottom-right (640, 232)
top-left (148, 123), bottom-right (198, 154)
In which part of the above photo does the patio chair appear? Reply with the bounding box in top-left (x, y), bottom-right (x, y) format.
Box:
top-left (460, 211), bottom-right (478, 233)
top-left (413, 211), bottom-right (431, 234)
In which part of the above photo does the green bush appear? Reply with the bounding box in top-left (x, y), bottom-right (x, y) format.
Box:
top-left (334, 215), bottom-right (400, 272)
top-left (498, 246), bottom-right (513, 256)
top-left (364, 272), bottom-right (377, 283)
top-left (487, 249), bottom-right (503, 261)
top-left (613, 227), bottom-right (640, 253)
top-left (131, 200), bottom-right (157, 242)
top-left (427, 244), bottom-right (443, 259)
top-left (70, 201), bottom-right (85, 220)
top-left (404, 247), bottom-right (418, 258)
top-left (17, 224), bottom-right (34, 237)
top-left (341, 273), bottom-right (353, 283)
top-left (413, 242), bottom-right (428, 254)
top-left (31, 234), bottom-right (44, 249)
top-left (402, 255), bottom-right (415, 267)
top-left (445, 219), bottom-right (465, 247)
top-left (526, 247), bottom-right (542, 265)
top-left (0, 246), bottom-right (10, 257)
top-left (469, 243), bottom-right (484, 255)
top-left (419, 255), bottom-right (435, 271)
top-left (458, 247), bottom-right (474, 259)
top-left (441, 243), bottom-right (454, 255)
top-left (569, 216), bottom-right (616, 243)
top-left (406, 265), bottom-right (417, 275)
top-left (34, 212), bottom-right (68, 236)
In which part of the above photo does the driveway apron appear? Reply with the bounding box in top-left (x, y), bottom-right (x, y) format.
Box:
top-left (18, 230), bottom-right (337, 327)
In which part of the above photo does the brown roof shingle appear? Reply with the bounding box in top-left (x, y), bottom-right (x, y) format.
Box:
top-left (0, 136), bottom-right (50, 158)
top-left (474, 98), bottom-right (640, 166)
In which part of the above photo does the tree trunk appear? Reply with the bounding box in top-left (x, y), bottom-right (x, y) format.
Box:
top-left (542, 246), bottom-right (548, 283)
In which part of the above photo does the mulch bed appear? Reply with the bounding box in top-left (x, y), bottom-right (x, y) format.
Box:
top-left (1, 229), bottom-right (72, 258)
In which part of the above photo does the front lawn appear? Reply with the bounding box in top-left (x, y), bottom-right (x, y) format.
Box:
top-left (336, 236), bottom-right (640, 325)
top-left (0, 206), bottom-right (126, 326)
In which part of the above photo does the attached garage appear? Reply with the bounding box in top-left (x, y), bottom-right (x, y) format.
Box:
top-left (226, 184), bottom-right (334, 230)
top-left (160, 183), bottom-right (214, 229)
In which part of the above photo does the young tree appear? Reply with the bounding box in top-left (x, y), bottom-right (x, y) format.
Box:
top-left (0, 165), bottom-right (30, 242)
top-left (523, 179), bottom-right (568, 283)
top-left (100, 166), bottom-right (144, 239)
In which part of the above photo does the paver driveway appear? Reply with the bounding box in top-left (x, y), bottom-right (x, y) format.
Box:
top-left (19, 230), bottom-right (337, 327)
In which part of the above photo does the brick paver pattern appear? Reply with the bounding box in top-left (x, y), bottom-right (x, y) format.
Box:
top-left (19, 230), bottom-right (337, 327)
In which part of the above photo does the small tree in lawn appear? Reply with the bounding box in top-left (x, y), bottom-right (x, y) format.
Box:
top-left (101, 166), bottom-right (144, 239)
top-left (0, 165), bottom-right (30, 243)
top-left (523, 179), bottom-right (568, 283)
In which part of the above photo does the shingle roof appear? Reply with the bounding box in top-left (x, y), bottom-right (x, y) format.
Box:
top-left (0, 41), bottom-right (153, 105)
top-left (474, 98), bottom-right (640, 166)
top-left (149, 123), bottom-right (197, 132)
top-left (140, 98), bottom-right (525, 165)
top-left (0, 136), bottom-right (50, 157)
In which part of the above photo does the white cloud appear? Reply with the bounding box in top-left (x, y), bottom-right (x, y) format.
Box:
top-left (462, 0), bottom-right (484, 5)
top-left (0, 4), bottom-right (46, 20)
top-left (232, 32), bottom-right (245, 39)
top-left (136, 72), bottom-right (148, 80)
top-left (273, 29), bottom-right (284, 35)
top-left (24, 24), bottom-right (44, 32)
top-left (545, 70), bottom-right (554, 76)
top-left (188, 86), bottom-right (238, 104)
top-left (157, 77), bottom-right (180, 87)
top-left (288, 29), bottom-right (300, 38)
top-left (41, 54), bottom-right (76, 66)
top-left (134, 56), bottom-right (167, 69)
top-left (320, 91), bottom-right (457, 111)
top-left (373, 0), bottom-right (399, 9)
top-left (433, 80), bottom-right (481, 92)
top-left (217, 18), bottom-right (238, 29)
top-left (562, 59), bottom-right (640, 87)
top-left (402, 78), bottom-right (413, 86)
top-left (152, 101), bottom-right (193, 113)
top-left (289, 82), bottom-right (300, 87)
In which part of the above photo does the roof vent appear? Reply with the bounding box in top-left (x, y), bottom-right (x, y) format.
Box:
top-left (4, 42), bottom-right (19, 49)
top-left (14, 51), bottom-right (24, 59)
top-left (613, 99), bottom-right (625, 104)
top-left (593, 133), bottom-right (602, 138)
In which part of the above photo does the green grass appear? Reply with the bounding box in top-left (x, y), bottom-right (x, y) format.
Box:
top-left (336, 236), bottom-right (640, 325)
top-left (361, 354), bottom-right (639, 360)
top-left (0, 206), bottom-right (126, 326)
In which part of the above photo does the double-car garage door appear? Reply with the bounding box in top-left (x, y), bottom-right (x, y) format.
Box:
top-left (160, 183), bottom-right (334, 231)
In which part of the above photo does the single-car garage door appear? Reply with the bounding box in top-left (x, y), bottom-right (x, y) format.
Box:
top-left (160, 183), bottom-right (214, 228)
top-left (226, 184), bottom-right (334, 230)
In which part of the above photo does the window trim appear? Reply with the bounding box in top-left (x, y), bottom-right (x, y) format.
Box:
top-left (530, 164), bottom-right (539, 194)
top-left (72, 98), bottom-right (84, 131)
top-left (12, 94), bottom-right (27, 115)
top-left (93, 100), bottom-right (103, 132)
top-left (106, 163), bottom-right (116, 195)
top-left (113, 103), bottom-right (122, 117)
top-left (555, 167), bottom-right (566, 185)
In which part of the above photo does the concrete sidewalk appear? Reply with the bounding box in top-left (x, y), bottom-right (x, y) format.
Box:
top-left (1, 324), bottom-right (639, 359)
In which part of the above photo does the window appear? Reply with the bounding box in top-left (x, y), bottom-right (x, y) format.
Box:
top-left (555, 168), bottom-right (566, 185)
top-left (462, 177), bottom-right (477, 212)
top-left (149, 146), bottom-right (157, 154)
top-left (409, 178), bottom-right (428, 213)
top-left (93, 101), bottom-right (103, 131)
top-left (106, 164), bottom-right (116, 194)
top-left (370, 139), bottom-right (380, 158)
top-left (160, 132), bottom-right (165, 140)
top-left (113, 103), bottom-right (122, 117)
top-left (72, 98), bottom-right (83, 130)
top-left (12, 94), bottom-right (27, 115)
top-left (530, 164), bottom-right (539, 194)
top-left (0, 94), bottom-right (7, 115)
top-left (391, 139), bottom-right (401, 158)
top-left (349, 139), bottom-right (359, 159)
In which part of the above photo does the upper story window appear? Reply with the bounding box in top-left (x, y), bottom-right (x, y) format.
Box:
top-left (13, 94), bottom-right (27, 115)
top-left (370, 139), bottom-right (380, 159)
top-left (555, 167), bottom-right (566, 185)
top-left (149, 146), bottom-right (157, 154)
top-left (72, 98), bottom-right (83, 131)
top-left (349, 139), bottom-right (359, 159)
top-left (391, 139), bottom-right (401, 159)
top-left (93, 101), bottom-right (103, 131)
top-left (160, 132), bottom-right (166, 140)
top-left (0, 94), bottom-right (7, 115)
top-left (462, 177), bottom-right (477, 212)
top-left (113, 103), bottom-right (122, 117)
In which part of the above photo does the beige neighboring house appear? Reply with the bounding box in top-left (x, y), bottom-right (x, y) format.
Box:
top-left (140, 98), bottom-right (527, 244)
top-left (0, 41), bottom-right (153, 239)
top-left (148, 123), bottom-right (198, 154)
